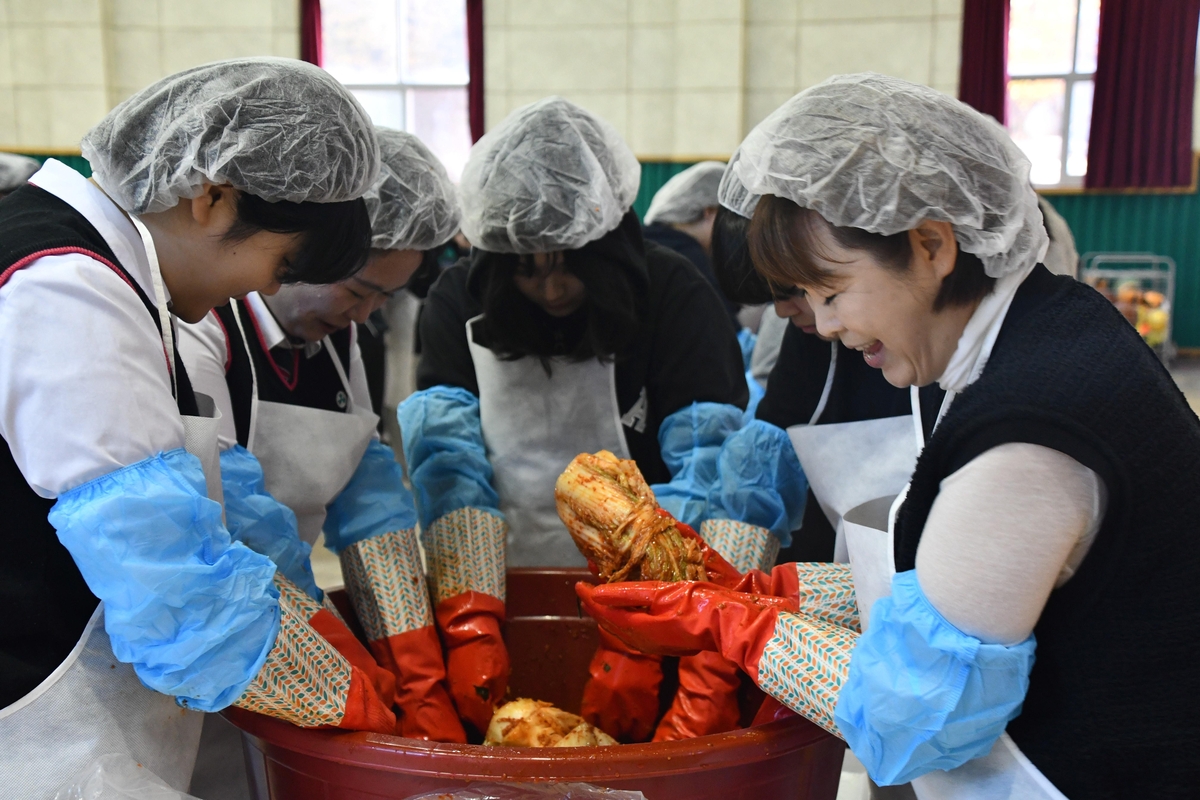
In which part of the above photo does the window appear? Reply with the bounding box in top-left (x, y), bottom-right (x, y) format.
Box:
top-left (322, 0), bottom-right (472, 181)
top-left (1006, 0), bottom-right (1101, 188)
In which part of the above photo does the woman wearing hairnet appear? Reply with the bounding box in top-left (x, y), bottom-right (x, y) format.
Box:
top-left (581, 74), bottom-right (1200, 798)
top-left (0, 58), bottom-right (391, 795)
top-left (178, 128), bottom-right (467, 748)
top-left (398, 97), bottom-right (765, 742)
top-left (712, 206), bottom-right (945, 565)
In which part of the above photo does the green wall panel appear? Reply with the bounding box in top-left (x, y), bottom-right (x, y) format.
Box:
top-left (634, 162), bottom-right (692, 221)
top-left (1043, 192), bottom-right (1200, 346)
top-left (11, 152), bottom-right (92, 177)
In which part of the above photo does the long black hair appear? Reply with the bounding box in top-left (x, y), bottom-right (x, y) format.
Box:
top-left (712, 205), bottom-right (776, 305)
top-left (223, 193), bottom-right (372, 285)
top-left (470, 212), bottom-right (646, 373)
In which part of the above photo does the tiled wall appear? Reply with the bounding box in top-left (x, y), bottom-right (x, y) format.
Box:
top-left (484, 0), bottom-right (963, 160)
top-left (0, 0), bottom-right (298, 150)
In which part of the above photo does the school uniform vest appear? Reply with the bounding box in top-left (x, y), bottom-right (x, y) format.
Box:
top-left (212, 300), bottom-right (353, 449)
top-left (893, 266), bottom-right (1200, 798)
top-left (0, 185), bottom-right (198, 706)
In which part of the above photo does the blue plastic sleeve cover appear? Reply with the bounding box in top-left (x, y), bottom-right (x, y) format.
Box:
top-left (398, 385), bottom-right (501, 530)
top-left (220, 445), bottom-right (322, 602)
top-left (742, 369), bottom-right (765, 424)
top-left (737, 327), bottom-right (757, 372)
top-left (705, 420), bottom-right (807, 545)
top-left (835, 570), bottom-right (1038, 786)
top-left (324, 439), bottom-right (418, 553)
top-left (49, 448), bottom-right (280, 712)
top-left (650, 402), bottom-right (744, 529)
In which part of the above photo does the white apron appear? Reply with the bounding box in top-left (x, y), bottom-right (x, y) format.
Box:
top-left (466, 315), bottom-right (630, 567)
top-left (0, 214), bottom-right (226, 797)
top-left (786, 341), bottom-right (921, 564)
top-left (229, 307), bottom-right (380, 546)
top-left (837, 307), bottom-right (1066, 799)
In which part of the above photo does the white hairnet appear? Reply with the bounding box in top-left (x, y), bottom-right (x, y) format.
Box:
top-left (459, 96), bottom-right (640, 253)
top-left (82, 58), bottom-right (380, 214)
top-left (365, 128), bottom-right (460, 251)
top-left (644, 161), bottom-right (726, 225)
top-left (719, 73), bottom-right (1048, 278)
top-left (0, 153), bottom-right (41, 192)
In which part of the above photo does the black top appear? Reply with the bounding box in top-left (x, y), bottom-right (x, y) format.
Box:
top-left (0, 185), bottom-right (198, 707)
top-left (642, 222), bottom-right (741, 330)
top-left (894, 266), bottom-right (1200, 798)
top-left (417, 234), bottom-right (748, 486)
top-left (213, 299), bottom-right (353, 449)
top-left (755, 322), bottom-right (944, 562)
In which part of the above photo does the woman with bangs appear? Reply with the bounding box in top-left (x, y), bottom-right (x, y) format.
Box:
top-left (580, 74), bottom-right (1200, 798)
top-left (0, 58), bottom-right (397, 795)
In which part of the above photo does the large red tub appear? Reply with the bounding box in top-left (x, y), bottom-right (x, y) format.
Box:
top-left (225, 569), bottom-right (845, 799)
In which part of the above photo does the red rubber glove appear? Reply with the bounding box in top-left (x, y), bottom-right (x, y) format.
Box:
top-left (653, 651), bottom-right (743, 741)
top-left (436, 590), bottom-right (510, 732)
top-left (576, 580), bottom-right (796, 669)
top-left (339, 531), bottom-right (467, 743)
top-left (580, 627), bottom-right (664, 742)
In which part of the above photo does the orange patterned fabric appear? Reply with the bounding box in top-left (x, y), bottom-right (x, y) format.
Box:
top-left (234, 600), bottom-right (351, 728)
top-left (700, 519), bottom-right (781, 573)
top-left (340, 528), bottom-right (432, 641)
top-left (792, 562), bottom-right (861, 632)
top-left (756, 612), bottom-right (858, 737)
top-left (424, 507), bottom-right (507, 604)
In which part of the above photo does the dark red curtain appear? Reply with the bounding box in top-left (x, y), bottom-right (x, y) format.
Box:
top-left (1086, 0), bottom-right (1200, 188)
top-left (958, 0), bottom-right (1009, 122)
top-left (467, 0), bottom-right (484, 142)
top-left (300, 0), bottom-right (322, 66)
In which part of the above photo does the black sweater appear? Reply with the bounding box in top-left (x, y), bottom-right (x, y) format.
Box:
top-left (895, 266), bottom-right (1200, 798)
top-left (417, 236), bottom-right (748, 486)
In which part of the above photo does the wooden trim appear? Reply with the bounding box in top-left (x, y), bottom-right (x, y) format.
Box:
top-left (1039, 152), bottom-right (1200, 196)
top-left (0, 146), bottom-right (83, 157)
top-left (1175, 347), bottom-right (1200, 358)
top-left (634, 154), bottom-right (731, 164)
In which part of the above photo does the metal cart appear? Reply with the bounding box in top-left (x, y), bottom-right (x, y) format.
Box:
top-left (1080, 252), bottom-right (1177, 364)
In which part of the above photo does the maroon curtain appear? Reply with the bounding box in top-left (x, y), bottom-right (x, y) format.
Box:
top-left (1086, 0), bottom-right (1200, 188)
top-left (300, 0), bottom-right (322, 67)
top-left (467, 0), bottom-right (484, 142)
top-left (958, 0), bottom-right (1009, 122)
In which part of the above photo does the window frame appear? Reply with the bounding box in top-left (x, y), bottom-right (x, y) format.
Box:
top-left (1005, 0), bottom-right (1097, 189)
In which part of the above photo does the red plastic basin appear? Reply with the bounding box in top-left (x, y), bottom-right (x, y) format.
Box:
top-left (225, 569), bottom-right (845, 800)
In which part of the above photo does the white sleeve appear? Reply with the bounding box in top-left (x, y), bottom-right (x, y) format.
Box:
top-left (0, 254), bottom-right (185, 497)
top-left (914, 442), bottom-right (1105, 646)
top-left (177, 312), bottom-right (239, 451)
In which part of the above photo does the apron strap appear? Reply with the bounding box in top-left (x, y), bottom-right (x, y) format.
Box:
top-left (324, 334), bottom-right (356, 406)
top-left (228, 303), bottom-right (261, 451)
top-left (128, 214), bottom-right (176, 399)
top-left (808, 340), bottom-right (838, 426)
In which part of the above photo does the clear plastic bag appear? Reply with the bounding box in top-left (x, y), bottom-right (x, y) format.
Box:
top-left (53, 753), bottom-right (200, 800)
top-left (406, 783), bottom-right (647, 800)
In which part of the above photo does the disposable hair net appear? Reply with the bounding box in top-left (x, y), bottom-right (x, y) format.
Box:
top-left (0, 153), bottom-right (40, 192)
top-left (82, 57), bottom-right (380, 214)
top-left (365, 127), bottom-right (461, 251)
top-left (719, 73), bottom-right (1048, 278)
top-left (644, 161), bottom-right (726, 225)
top-left (459, 97), bottom-right (640, 253)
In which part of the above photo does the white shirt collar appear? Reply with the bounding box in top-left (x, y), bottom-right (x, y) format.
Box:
top-left (937, 262), bottom-right (1037, 394)
top-left (243, 291), bottom-right (289, 350)
top-left (27, 159), bottom-right (166, 304)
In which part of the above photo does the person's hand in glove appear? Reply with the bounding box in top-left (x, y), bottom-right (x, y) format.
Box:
top-left (235, 586), bottom-right (397, 734)
top-left (580, 625), bottom-right (664, 743)
top-left (399, 388), bottom-right (511, 734)
top-left (577, 579), bottom-right (855, 736)
top-left (324, 440), bottom-right (467, 743)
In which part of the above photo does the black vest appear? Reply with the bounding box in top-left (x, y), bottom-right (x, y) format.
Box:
top-left (894, 266), bottom-right (1200, 798)
top-left (213, 300), bottom-right (353, 448)
top-left (0, 185), bottom-right (198, 707)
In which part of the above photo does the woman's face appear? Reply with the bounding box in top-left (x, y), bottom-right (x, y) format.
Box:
top-left (773, 291), bottom-right (818, 334)
top-left (138, 185), bottom-right (300, 323)
top-left (512, 251), bottom-right (587, 317)
top-left (264, 248), bottom-right (422, 342)
top-left (796, 220), bottom-right (976, 388)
